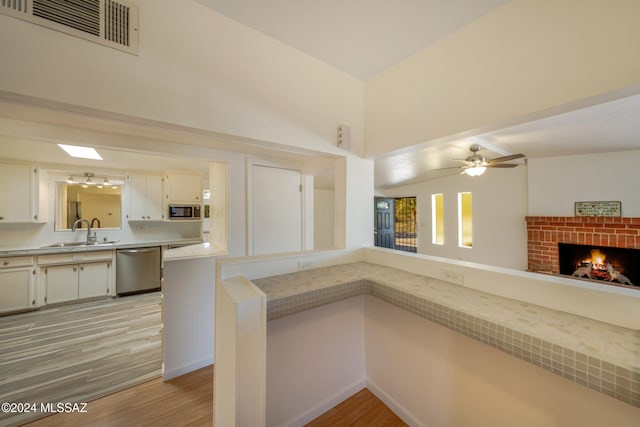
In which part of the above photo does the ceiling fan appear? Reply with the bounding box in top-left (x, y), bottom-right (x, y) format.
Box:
top-left (445, 144), bottom-right (526, 176)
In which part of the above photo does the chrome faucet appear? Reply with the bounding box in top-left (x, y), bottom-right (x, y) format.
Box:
top-left (72, 219), bottom-right (92, 244)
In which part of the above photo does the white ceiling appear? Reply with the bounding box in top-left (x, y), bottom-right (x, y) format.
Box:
top-left (2, 1), bottom-right (640, 189)
top-left (374, 92), bottom-right (640, 187)
top-left (194, 0), bottom-right (510, 80)
top-left (195, 0), bottom-right (640, 188)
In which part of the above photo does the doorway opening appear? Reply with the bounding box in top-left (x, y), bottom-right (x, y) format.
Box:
top-left (374, 196), bottom-right (417, 253)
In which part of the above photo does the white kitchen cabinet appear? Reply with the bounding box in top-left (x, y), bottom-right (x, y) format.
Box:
top-left (45, 264), bottom-right (79, 304)
top-left (0, 162), bottom-right (45, 223)
top-left (128, 174), bottom-right (164, 221)
top-left (39, 251), bottom-right (114, 304)
top-left (44, 262), bottom-right (111, 303)
top-left (0, 256), bottom-right (36, 313)
top-left (164, 171), bottom-right (202, 203)
top-left (78, 262), bottom-right (111, 299)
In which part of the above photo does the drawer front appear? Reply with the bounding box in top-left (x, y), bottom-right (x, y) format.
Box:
top-left (38, 250), bottom-right (114, 266)
top-left (0, 256), bottom-right (34, 269)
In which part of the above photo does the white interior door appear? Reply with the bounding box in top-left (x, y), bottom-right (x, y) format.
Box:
top-left (252, 165), bottom-right (302, 255)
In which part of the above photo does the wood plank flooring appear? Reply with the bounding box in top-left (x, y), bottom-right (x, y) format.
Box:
top-left (24, 365), bottom-right (213, 427)
top-left (306, 389), bottom-right (407, 427)
top-left (0, 293), bottom-right (162, 427)
top-left (24, 364), bottom-right (406, 427)
top-left (3, 293), bottom-right (406, 426)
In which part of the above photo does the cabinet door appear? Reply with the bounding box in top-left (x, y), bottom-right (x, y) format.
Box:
top-left (145, 175), bottom-right (164, 220)
top-left (78, 262), bottom-right (110, 299)
top-left (45, 265), bottom-right (78, 304)
top-left (0, 163), bottom-right (32, 222)
top-left (165, 172), bottom-right (202, 202)
top-left (128, 174), bottom-right (163, 220)
top-left (129, 174), bottom-right (148, 220)
top-left (0, 268), bottom-right (34, 313)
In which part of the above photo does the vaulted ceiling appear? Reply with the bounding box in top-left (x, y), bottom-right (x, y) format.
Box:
top-left (196, 0), bottom-right (640, 188)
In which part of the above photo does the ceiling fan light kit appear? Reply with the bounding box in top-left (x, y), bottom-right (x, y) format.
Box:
top-left (434, 144), bottom-right (526, 177)
top-left (464, 166), bottom-right (487, 176)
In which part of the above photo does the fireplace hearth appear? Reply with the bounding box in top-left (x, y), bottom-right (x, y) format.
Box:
top-left (559, 243), bottom-right (638, 287)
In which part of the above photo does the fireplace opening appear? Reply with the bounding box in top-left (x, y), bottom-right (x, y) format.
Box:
top-left (559, 243), bottom-right (639, 287)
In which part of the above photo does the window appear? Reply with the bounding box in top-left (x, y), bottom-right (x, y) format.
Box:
top-left (395, 197), bottom-right (417, 253)
top-left (431, 193), bottom-right (444, 245)
top-left (458, 192), bottom-right (473, 248)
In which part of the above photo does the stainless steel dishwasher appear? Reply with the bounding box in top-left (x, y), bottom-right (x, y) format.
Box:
top-left (116, 247), bottom-right (161, 295)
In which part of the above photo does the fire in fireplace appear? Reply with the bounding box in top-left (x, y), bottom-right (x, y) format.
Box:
top-left (558, 243), bottom-right (639, 287)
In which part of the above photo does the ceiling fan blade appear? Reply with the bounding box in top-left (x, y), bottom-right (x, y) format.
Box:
top-left (452, 159), bottom-right (475, 165)
top-left (431, 166), bottom-right (465, 171)
top-left (487, 153), bottom-right (525, 164)
top-left (487, 163), bottom-right (519, 168)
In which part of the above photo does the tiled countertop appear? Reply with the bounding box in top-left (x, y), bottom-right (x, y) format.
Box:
top-left (252, 261), bottom-right (640, 408)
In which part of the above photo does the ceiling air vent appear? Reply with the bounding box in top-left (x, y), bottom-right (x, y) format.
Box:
top-left (0, 0), bottom-right (138, 54)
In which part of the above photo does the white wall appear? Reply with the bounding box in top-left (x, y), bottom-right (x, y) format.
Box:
top-left (313, 189), bottom-right (335, 249)
top-left (267, 297), bottom-right (366, 427)
top-left (528, 150), bottom-right (640, 216)
top-left (365, 0), bottom-right (640, 157)
top-left (0, 0), bottom-right (364, 157)
top-left (365, 297), bottom-right (640, 427)
top-left (337, 155), bottom-right (374, 250)
top-left (378, 166), bottom-right (528, 270)
top-left (0, 0), bottom-right (375, 254)
top-left (163, 256), bottom-right (216, 380)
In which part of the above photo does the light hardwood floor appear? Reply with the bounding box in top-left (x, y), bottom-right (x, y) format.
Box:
top-left (24, 365), bottom-right (407, 427)
top-left (0, 293), bottom-right (162, 427)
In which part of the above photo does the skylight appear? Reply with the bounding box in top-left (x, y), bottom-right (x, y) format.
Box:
top-left (57, 144), bottom-right (103, 160)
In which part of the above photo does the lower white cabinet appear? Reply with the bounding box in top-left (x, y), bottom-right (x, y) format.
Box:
top-left (0, 256), bottom-right (36, 313)
top-left (44, 262), bottom-right (111, 303)
top-left (45, 264), bottom-right (78, 304)
top-left (39, 250), bottom-right (114, 305)
top-left (79, 262), bottom-right (111, 299)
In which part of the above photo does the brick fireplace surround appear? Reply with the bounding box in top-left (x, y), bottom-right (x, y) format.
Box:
top-left (526, 216), bottom-right (640, 274)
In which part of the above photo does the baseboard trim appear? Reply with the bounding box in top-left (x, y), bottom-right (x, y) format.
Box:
top-left (162, 356), bottom-right (213, 381)
top-left (366, 378), bottom-right (426, 427)
top-left (276, 377), bottom-right (367, 427)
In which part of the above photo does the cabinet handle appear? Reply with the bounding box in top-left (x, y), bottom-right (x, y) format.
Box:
top-left (80, 266), bottom-right (84, 271)
top-left (73, 267), bottom-right (77, 272)
top-left (3, 261), bottom-right (8, 266)
top-left (0, 216), bottom-right (4, 220)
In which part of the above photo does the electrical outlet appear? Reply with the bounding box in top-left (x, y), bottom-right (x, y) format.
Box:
top-left (298, 259), bottom-right (313, 271)
top-left (440, 268), bottom-right (464, 285)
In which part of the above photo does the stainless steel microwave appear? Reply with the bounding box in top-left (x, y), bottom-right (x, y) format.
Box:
top-left (168, 204), bottom-right (201, 220)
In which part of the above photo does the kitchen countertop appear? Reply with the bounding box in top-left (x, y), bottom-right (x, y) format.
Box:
top-left (252, 261), bottom-right (640, 408)
top-left (0, 239), bottom-right (203, 257)
top-left (162, 242), bottom-right (227, 261)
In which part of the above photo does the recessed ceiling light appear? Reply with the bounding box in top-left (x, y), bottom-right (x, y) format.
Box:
top-left (57, 144), bottom-right (103, 160)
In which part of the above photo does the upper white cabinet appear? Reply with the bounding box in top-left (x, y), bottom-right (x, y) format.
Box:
top-left (164, 171), bottom-right (202, 203)
top-left (127, 174), bottom-right (164, 221)
top-left (0, 162), bottom-right (46, 223)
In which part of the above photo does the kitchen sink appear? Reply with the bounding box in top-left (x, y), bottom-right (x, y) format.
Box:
top-left (42, 242), bottom-right (87, 248)
top-left (84, 241), bottom-right (118, 246)
top-left (42, 241), bottom-right (118, 248)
